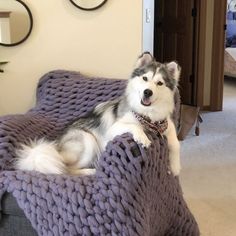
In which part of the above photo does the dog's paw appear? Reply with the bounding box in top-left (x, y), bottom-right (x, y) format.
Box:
top-left (133, 133), bottom-right (151, 148)
top-left (169, 157), bottom-right (181, 176)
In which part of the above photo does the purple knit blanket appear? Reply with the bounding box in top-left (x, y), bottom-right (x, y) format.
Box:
top-left (0, 70), bottom-right (199, 235)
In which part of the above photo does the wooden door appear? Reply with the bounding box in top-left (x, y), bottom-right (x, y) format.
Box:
top-left (154, 0), bottom-right (196, 105)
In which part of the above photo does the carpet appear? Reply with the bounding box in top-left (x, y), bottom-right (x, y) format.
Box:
top-left (180, 77), bottom-right (236, 236)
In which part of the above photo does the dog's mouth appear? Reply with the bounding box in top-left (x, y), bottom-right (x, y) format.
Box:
top-left (141, 97), bottom-right (152, 106)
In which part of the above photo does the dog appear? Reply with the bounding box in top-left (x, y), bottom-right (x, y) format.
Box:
top-left (16, 52), bottom-right (181, 176)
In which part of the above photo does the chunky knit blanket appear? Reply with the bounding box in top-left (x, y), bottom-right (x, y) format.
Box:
top-left (0, 70), bottom-right (199, 236)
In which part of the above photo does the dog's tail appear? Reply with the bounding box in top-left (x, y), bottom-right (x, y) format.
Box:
top-left (15, 139), bottom-right (66, 174)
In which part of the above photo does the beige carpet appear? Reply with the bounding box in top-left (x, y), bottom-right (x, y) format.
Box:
top-left (180, 78), bottom-right (236, 236)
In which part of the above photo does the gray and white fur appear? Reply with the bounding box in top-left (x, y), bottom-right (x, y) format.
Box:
top-left (16, 52), bottom-right (181, 176)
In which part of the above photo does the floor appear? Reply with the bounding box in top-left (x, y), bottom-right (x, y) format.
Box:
top-left (180, 78), bottom-right (236, 236)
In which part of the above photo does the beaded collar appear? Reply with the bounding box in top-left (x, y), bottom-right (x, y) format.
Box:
top-left (132, 111), bottom-right (168, 135)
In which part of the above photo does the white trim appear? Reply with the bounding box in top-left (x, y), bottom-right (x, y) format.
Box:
top-left (142, 0), bottom-right (154, 54)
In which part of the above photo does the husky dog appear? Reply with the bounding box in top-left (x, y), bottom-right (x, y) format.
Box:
top-left (16, 52), bottom-right (181, 176)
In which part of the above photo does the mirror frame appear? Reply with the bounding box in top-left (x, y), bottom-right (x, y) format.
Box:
top-left (69, 0), bottom-right (108, 11)
top-left (0, 0), bottom-right (33, 47)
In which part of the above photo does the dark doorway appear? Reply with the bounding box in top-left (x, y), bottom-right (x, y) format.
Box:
top-left (154, 0), bottom-right (197, 105)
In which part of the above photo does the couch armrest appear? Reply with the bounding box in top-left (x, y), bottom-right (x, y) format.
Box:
top-left (0, 113), bottom-right (58, 171)
top-left (98, 132), bottom-right (168, 184)
top-left (96, 133), bottom-right (169, 235)
top-left (96, 133), bottom-right (199, 235)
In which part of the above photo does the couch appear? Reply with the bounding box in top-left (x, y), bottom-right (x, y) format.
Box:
top-left (0, 70), bottom-right (199, 236)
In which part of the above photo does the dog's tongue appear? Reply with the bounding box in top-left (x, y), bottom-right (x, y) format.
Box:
top-left (141, 97), bottom-right (151, 106)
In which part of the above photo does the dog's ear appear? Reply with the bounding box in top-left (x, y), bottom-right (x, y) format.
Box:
top-left (135, 52), bottom-right (153, 68)
top-left (166, 61), bottom-right (181, 81)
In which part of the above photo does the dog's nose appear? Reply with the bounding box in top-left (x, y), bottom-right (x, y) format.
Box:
top-left (144, 89), bottom-right (153, 98)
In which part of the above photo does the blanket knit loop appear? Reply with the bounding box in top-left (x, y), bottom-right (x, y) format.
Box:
top-left (0, 70), bottom-right (199, 236)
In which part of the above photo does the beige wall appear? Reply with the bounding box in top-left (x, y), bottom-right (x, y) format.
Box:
top-left (0, 0), bottom-right (142, 116)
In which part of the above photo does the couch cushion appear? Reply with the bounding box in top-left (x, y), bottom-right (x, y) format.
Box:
top-left (1, 193), bottom-right (25, 216)
top-left (0, 193), bottom-right (38, 236)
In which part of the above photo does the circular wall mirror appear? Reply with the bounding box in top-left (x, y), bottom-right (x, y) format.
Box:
top-left (69, 0), bottom-right (108, 11)
top-left (0, 0), bottom-right (33, 47)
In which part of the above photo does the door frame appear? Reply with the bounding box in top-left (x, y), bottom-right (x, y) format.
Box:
top-left (194, 0), bottom-right (207, 108)
top-left (210, 0), bottom-right (227, 111)
top-left (196, 0), bottom-right (227, 111)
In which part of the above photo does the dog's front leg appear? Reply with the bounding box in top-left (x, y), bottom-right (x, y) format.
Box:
top-left (105, 122), bottom-right (151, 148)
top-left (165, 118), bottom-right (181, 176)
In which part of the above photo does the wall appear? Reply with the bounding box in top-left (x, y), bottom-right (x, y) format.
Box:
top-left (0, 0), bottom-right (142, 116)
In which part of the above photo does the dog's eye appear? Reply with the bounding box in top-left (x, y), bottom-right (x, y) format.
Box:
top-left (143, 76), bottom-right (148, 81)
top-left (157, 81), bottom-right (163, 86)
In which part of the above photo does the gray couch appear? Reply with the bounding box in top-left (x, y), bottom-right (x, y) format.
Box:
top-left (0, 70), bottom-right (199, 236)
top-left (0, 193), bottom-right (37, 235)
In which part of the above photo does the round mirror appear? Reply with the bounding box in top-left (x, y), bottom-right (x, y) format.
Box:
top-left (0, 0), bottom-right (33, 47)
top-left (69, 0), bottom-right (107, 11)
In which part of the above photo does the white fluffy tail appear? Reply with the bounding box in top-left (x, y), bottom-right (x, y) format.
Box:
top-left (15, 139), bottom-right (66, 174)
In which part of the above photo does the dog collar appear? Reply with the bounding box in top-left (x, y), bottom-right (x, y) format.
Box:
top-left (132, 111), bottom-right (168, 135)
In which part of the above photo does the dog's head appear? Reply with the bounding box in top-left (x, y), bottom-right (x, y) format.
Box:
top-left (126, 52), bottom-right (181, 121)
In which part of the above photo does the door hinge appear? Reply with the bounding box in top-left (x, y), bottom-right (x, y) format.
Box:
top-left (192, 8), bottom-right (197, 17)
top-left (224, 24), bottom-right (227, 31)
